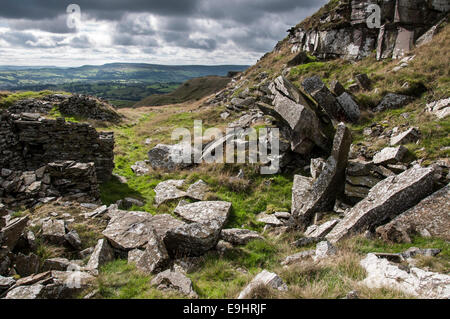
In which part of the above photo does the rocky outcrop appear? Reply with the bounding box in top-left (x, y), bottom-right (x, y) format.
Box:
top-left (376, 184), bottom-right (450, 242)
top-left (327, 166), bottom-right (435, 243)
top-left (288, 0), bottom-right (448, 61)
top-left (360, 253), bottom-right (450, 299)
top-left (258, 76), bottom-right (329, 155)
top-left (0, 112), bottom-right (114, 183)
top-left (292, 123), bottom-right (352, 228)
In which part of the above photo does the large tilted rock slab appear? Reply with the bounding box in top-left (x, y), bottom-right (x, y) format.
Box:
top-left (302, 76), bottom-right (344, 121)
top-left (260, 76), bottom-right (329, 154)
top-left (376, 184), bottom-right (450, 242)
top-left (327, 166), bottom-right (435, 243)
top-left (292, 123), bottom-right (352, 228)
top-left (1, 216), bottom-right (29, 250)
top-left (174, 201), bottom-right (231, 231)
top-left (86, 239), bottom-right (115, 273)
top-left (238, 270), bottom-right (288, 299)
top-left (360, 253), bottom-right (450, 299)
top-left (128, 229), bottom-right (170, 274)
top-left (102, 211), bottom-right (156, 250)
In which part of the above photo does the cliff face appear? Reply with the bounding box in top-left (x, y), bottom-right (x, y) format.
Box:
top-left (288, 0), bottom-right (449, 60)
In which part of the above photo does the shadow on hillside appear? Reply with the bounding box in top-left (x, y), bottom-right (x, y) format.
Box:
top-left (99, 175), bottom-right (143, 206)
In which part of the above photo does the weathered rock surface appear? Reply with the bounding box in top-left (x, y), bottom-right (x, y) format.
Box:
top-left (327, 167), bottom-right (435, 243)
top-left (220, 228), bottom-right (264, 245)
top-left (86, 239), bottom-right (115, 272)
top-left (373, 146), bottom-right (408, 165)
top-left (302, 75), bottom-right (344, 121)
top-left (127, 229), bottom-right (170, 274)
top-left (314, 241), bottom-right (337, 261)
top-left (151, 269), bottom-right (198, 298)
top-left (426, 97), bottom-right (450, 120)
top-left (238, 270), bottom-right (288, 299)
top-left (174, 201), bottom-right (231, 232)
top-left (1, 216), bottom-right (29, 250)
top-left (390, 127), bottom-right (420, 146)
top-left (186, 180), bottom-right (210, 201)
top-left (376, 184), bottom-right (450, 242)
top-left (374, 93), bottom-right (412, 112)
top-left (304, 219), bottom-right (340, 238)
top-left (102, 211), bottom-right (155, 250)
top-left (256, 213), bottom-right (284, 227)
top-left (131, 161), bottom-right (150, 176)
top-left (42, 219), bottom-right (66, 245)
top-left (148, 143), bottom-right (192, 171)
top-left (293, 123), bottom-right (352, 228)
top-left (360, 253), bottom-right (450, 299)
top-left (154, 180), bottom-right (187, 206)
top-left (164, 222), bottom-right (219, 257)
top-left (281, 250), bottom-right (315, 266)
top-left (336, 92), bottom-right (361, 123)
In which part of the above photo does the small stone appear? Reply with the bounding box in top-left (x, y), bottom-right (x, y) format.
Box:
top-left (314, 241), bottom-right (337, 260)
top-left (238, 270), bottom-right (288, 299)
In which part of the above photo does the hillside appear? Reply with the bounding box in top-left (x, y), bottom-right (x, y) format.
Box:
top-left (0, 0), bottom-right (449, 301)
top-left (0, 63), bottom-right (249, 107)
top-left (134, 76), bottom-right (232, 107)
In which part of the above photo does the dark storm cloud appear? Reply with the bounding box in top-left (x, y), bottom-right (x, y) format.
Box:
top-left (0, 0), bottom-right (321, 24)
top-left (0, 0), bottom-right (201, 20)
top-left (7, 15), bottom-right (75, 34)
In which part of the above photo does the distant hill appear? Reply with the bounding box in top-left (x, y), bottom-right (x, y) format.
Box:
top-left (0, 63), bottom-right (248, 107)
top-left (134, 76), bottom-right (231, 107)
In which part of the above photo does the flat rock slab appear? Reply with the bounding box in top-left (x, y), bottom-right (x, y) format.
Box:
top-left (256, 213), bottom-right (284, 226)
top-left (373, 146), bottom-right (408, 165)
top-left (154, 180), bottom-right (187, 206)
top-left (376, 184), bottom-right (450, 242)
top-left (173, 201), bottom-right (231, 231)
top-left (102, 211), bottom-right (155, 250)
top-left (220, 228), bottom-right (264, 245)
top-left (327, 167), bottom-right (435, 243)
top-left (238, 270), bottom-right (288, 299)
top-left (151, 269), bottom-right (198, 298)
top-left (164, 222), bottom-right (220, 257)
top-left (360, 253), bottom-right (450, 299)
top-left (186, 180), bottom-right (210, 201)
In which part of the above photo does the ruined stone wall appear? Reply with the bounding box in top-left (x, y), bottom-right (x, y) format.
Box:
top-left (0, 112), bottom-right (114, 183)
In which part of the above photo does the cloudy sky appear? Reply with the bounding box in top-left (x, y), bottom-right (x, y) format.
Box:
top-left (0, 0), bottom-right (326, 67)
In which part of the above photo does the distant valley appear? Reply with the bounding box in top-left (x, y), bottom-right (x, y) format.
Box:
top-left (0, 63), bottom-right (248, 107)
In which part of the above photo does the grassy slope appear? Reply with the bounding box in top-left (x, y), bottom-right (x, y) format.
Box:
top-left (134, 76), bottom-right (231, 107)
